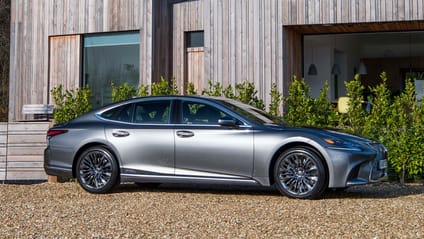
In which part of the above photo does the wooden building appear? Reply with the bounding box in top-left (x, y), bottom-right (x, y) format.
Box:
top-left (4, 0), bottom-right (424, 180)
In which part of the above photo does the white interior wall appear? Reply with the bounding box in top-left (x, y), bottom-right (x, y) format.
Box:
top-left (303, 31), bottom-right (424, 100)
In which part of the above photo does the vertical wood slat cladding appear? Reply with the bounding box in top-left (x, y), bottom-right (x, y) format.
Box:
top-left (203, 0), bottom-right (284, 105)
top-left (283, 0), bottom-right (424, 25)
top-left (172, 0), bottom-right (204, 93)
top-left (49, 35), bottom-right (81, 101)
top-left (9, 0), bottom-right (153, 121)
top-left (173, 0), bottom-right (284, 104)
top-left (186, 48), bottom-right (205, 92)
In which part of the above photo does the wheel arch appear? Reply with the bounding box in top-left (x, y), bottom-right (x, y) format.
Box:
top-left (268, 142), bottom-right (330, 187)
top-left (72, 142), bottom-right (121, 178)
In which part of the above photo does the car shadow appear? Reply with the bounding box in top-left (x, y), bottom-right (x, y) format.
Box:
top-left (113, 182), bottom-right (424, 199)
top-left (323, 183), bottom-right (424, 199)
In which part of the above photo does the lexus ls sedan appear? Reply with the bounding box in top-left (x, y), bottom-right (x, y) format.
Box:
top-left (44, 96), bottom-right (388, 199)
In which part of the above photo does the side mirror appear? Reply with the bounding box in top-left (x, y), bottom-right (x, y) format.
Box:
top-left (218, 117), bottom-right (237, 127)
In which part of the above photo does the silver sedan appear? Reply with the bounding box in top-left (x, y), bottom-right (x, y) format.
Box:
top-left (44, 96), bottom-right (388, 199)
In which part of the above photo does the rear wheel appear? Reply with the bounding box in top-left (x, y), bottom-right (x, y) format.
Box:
top-left (76, 146), bottom-right (119, 194)
top-left (274, 147), bottom-right (327, 199)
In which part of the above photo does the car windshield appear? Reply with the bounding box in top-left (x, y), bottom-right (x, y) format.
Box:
top-left (218, 99), bottom-right (286, 126)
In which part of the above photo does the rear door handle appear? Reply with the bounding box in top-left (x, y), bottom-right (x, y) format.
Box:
top-left (112, 130), bottom-right (130, 137)
top-left (176, 130), bottom-right (194, 138)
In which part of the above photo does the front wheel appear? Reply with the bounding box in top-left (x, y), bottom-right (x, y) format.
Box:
top-left (76, 146), bottom-right (120, 194)
top-left (274, 147), bottom-right (327, 199)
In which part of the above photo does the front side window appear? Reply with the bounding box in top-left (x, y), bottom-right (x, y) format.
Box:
top-left (181, 101), bottom-right (231, 125)
top-left (83, 32), bottom-right (140, 109)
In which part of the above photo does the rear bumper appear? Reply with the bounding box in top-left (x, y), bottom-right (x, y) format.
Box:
top-left (44, 148), bottom-right (73, 177)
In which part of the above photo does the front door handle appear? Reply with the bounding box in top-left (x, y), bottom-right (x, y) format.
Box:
top-left (112, 130), bottom-right (130, 137)
top-left (176, 130), bottom-right (194, 138)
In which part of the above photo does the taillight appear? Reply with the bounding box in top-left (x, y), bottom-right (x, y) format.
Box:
top-left (46, 129), bottom-right (68, 138)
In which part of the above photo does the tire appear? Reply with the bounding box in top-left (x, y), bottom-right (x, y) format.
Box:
top-left (274, 147), bottom-right (327, 199)
top-left (76, 146), bottom-right (120, 194)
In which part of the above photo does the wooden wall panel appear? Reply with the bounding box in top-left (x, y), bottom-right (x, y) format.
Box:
top-left (49, 35), bottom-right (81, 101)
top-left (0, 122), bottom-right (49, 181)
top-left (283, 0), bottom-right (424, 25)
top-left (9, 0), bottom-right (153, 121)
top-left (173, 0), bottom-right (204, 93)
top-left (202, 0), bottom-right (285, 106)
top-left (186, 48), bottom-right (205, 92)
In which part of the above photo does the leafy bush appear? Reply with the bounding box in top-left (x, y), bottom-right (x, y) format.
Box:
top-left (235, 80), bottom-right (265, 110)
top-left (342, 74), bottom-right (366, 133)
top-left (269, 83), bottom-right (282, 117)
top-left (186, 82), bottom-right (197, 95)
top-left (283, 76), bottom-right (314, 127)
top-left (152, 76), bottom-right (179, 96)
top-left (384, 79), bottom-right (424, 183)
top-left (111, 82), bottom-right (137, 102)
top-left (50, 85), bottom-right (91, 124)
top-left (202, 80), bottom-right (223, 96)
top-left (310, 81), bottom-right (338, 128)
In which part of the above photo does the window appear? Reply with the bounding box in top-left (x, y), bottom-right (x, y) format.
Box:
top-left (186, 31), bottom-right (204, 48)
top-left (181, 101), bottom-right (230, 125)
top-left (83, 32), bottom-right (140, 109)
top-left (134, 101), bottom-right (171, 124)
top-left (100, 104), bottom-right (134, 123)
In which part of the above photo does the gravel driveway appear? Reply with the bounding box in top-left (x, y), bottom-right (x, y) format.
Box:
top-left (1, 182), bottom-right (423, 238)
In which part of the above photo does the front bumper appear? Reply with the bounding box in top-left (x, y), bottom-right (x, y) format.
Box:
top-left (327, 143), bottom-right (388, 188)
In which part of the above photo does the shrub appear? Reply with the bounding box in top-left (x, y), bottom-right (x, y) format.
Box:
top-left (269, 83), bottom-right (282, 117)
top-left (111, 82), bottom-right (137, 102)
top-left (202, 80), bottom-right (223, 96)
top-left (51, 85), bottom-right (91, 124)
top-left (342, 74), bottom-right (366, 133)
top-left (283, 76), bottom-right (314, 127)
top-left (152, 76), bottom-right (179, 96)
top-left (235, 80), bottom-right (265, 110)
top-left (385, 79), bottom-right (424, 183)
top-left (310, 81), bottom-right (338, 128)
top-left (186, 82), bottom-right (197, 95)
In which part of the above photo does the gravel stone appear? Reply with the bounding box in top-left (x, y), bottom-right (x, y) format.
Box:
top-left (0, 182), bottom-right (423, 238)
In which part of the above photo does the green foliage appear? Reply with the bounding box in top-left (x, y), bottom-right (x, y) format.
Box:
top-left (186, 82), bottom-right (197, 95)
top-left (111, 82), bottom-right (137, 102)
top-left (151, 76), bottom-right (179, 96)
top-left (283, 76), bottom-right (314, 127)
top-left (223, 84), bottom-right (235, 99)
top-left (138, 84), bottom-right (150, 97)
top-left (384, 79), bottom-right (424, 183)
top-left (51, 85), bottom-right (91, 124)
top-left (202, 80), bottom-right (223, 96)
top-left (343, 74), bottom-right (366, 133)
top-left (310, 81), bottom-right (338, 128)
top-left (362, 72), bottom-right (392, 141)
top-left (235, 80), bottom-right (265, 110)
top-left (269, 83), bottom-right (282, 117)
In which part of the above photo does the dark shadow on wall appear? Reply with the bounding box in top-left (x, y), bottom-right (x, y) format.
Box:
top-left (0, 0), bottom-right (10, 122)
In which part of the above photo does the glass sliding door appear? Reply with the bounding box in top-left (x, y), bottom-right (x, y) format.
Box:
top-left (83, 32), bottom-right (140, 108)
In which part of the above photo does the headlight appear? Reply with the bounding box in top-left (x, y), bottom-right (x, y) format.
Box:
top-left (324, 138), bottom-right (362, 151)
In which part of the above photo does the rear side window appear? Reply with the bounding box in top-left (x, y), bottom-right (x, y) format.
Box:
top-left (100, 104), bottom-right (134, 122)
top-left (100, 100), bottom-right (171, 124)
top-left (133, 101), bottom-right (171, 124)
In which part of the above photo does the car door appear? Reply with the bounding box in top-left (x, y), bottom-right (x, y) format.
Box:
top-left (174, 100), bottom-right (254, 178)
top-left (103, 99), bottom-right (175, 176)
